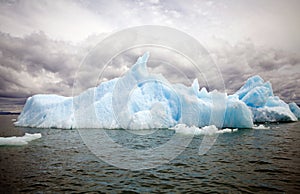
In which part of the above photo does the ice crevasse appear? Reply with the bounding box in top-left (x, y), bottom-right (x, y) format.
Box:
top-left (15, 52), bottom-right (299, 129)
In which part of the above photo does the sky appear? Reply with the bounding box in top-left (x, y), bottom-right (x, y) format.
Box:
top-left (0, 0), bottom-right (299, 112)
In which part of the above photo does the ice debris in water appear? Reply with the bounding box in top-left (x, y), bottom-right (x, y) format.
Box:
top-left (253, 124), bottom-right (270, 130)
top-left (171, 124), bottom-right (238, 135)
top-left (15, 52), bottom-right (299, 130)
top-left (0, 133), bottom-right (42, 146)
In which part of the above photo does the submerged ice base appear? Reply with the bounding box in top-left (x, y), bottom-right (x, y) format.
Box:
top-left (15, 53), bottom-right (299, 129)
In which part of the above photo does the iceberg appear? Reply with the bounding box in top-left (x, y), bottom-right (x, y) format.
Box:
top-left (15, 52), bottom-right (299, 129)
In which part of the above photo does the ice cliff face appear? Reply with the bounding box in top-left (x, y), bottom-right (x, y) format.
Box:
top-left (15, 53), bottom-right (299, 129)
top-left (289, 102), bottom-right (300, 120)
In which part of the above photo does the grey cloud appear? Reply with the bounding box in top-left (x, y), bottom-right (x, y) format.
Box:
top-left (0, 32), bottom-right (84, 98)
top-left (1, 0), bottom-right (300, 52)
top-left (60, 35), bottom-right (300, 104)
top-left (0, 30), bottom-right (299, 113)
top-left (0, 0), bottom-right (111, 42)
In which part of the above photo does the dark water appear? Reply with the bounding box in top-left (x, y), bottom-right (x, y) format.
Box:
top-left (0, 115), bottom-right (299, 193)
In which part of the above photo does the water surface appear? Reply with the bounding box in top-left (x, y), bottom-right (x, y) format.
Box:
top-left (0, 115), bottom-right (299, 193)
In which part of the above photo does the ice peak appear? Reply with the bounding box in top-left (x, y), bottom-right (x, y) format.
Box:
top-left (131, 52), bottom-right (150, 79)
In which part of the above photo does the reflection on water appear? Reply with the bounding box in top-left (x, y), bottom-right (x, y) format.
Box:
top-left (0, 115), bottom-right (299, 193)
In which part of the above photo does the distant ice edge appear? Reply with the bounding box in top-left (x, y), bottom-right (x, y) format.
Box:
top-left (15, 52), bottom-right (299, 129)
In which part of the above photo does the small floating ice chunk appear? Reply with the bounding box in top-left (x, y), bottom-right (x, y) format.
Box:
top-left (0, 133), bottom-right (42, 146)
top-left (171, 124), bottom-right (218, 135)
top-left (171, 124), bottom-right (237, 135)
top-left (218, 128), bottom-right (238, 133)
top-left (253, 124), bottom-right (270, 129)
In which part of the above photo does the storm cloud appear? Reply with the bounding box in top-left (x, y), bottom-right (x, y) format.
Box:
top-left (0, 32), bottom-right (78, 97)
top-left (0, 0), bottom-right (299, 111)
